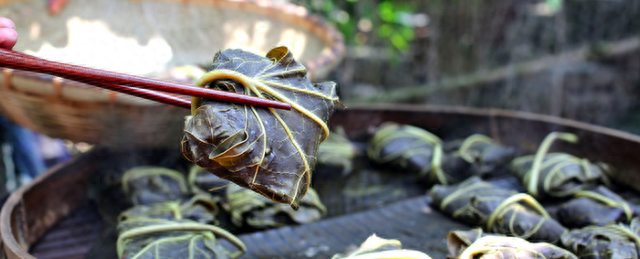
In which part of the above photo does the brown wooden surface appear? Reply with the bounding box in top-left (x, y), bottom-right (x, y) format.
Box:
top-left (0, 150), bottom-right (102, 259)
top-left (3, 105), bottom-right (640, 258)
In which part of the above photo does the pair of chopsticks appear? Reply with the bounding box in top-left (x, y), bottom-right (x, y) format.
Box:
top-left (0, 48), bottom-right (291, 110)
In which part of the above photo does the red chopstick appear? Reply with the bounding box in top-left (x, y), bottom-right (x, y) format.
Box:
top-left (0, 48), bottom-right (291, 110)
top-left (88, 82), bottom-right (192, 108)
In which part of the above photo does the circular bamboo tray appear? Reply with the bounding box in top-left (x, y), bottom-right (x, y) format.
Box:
top-left (0, 0), bottom-right (345, 148)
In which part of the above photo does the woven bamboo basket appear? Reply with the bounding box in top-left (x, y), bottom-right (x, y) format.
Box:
top-left (0, 0), bottom-right (345, 148)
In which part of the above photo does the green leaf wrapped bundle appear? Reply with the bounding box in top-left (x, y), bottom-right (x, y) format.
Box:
top-left (330, 234), bottom-right (433, 259)
top-left (444, 134), bottom-right (515, 176)
top-left (561, 217), bottom-right (640, 259)
top-left (122, 166), bottom-right (191, 205)
top-left (117, 218), bottom-right (245, 259)
top-left (182, 46), bottom-right (339, 209)
top-left (118, 194), bottom-right (220, 225)
top-left (317, 128), bottom-right (358, 175)
top-left (223, 183), bottom-right (326, 229)
top-left (368, 124), bottom-right (514, 185)
top-left (430, 176), bottom-right (566, 243)
top-left (555, 186), bottom-right (633, 228)
top-left (367, 123), bottom-right (446, 184)
top-left (510, 132), bottom-right (611, 198)
top-left (188, 165), bottom-right (231, 195)
top-left (448, 232), bottom-right (577, 259)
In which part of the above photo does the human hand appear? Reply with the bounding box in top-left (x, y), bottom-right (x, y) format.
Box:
top-left (0, 17), bottom-right (18, 50)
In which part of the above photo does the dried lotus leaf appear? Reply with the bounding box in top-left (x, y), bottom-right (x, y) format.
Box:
top-left (182, 46), bottom-right (338, 209)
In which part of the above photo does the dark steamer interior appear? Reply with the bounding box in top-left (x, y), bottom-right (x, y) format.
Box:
top-left (3, 105), bottom-right (640, 259)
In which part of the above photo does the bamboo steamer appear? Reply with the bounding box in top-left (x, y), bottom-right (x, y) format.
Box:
top-left (3, 105), bottom-right (640, 258)
top-left (0, 0), bottom-right (344, 148)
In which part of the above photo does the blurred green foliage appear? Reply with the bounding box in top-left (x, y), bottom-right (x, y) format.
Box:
top-left (292, 0), bottom-right (421, 59)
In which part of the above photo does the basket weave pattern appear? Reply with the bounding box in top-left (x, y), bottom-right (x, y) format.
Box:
top-left (0, 69), bottom-right (189, 147)
top-left (0, 0), bottom-right (344, 147)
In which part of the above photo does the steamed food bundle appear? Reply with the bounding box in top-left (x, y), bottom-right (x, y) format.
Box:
top-left (117, 168), bottom-right (244, 259)
top-left (447, 229), bottom-right (577, 259)
top-left (430, 177), bottom-right (566, 243)
top-left (561, 217), bottom-right (640, 259)
top-left (88, 166), bottom-right (200, 259)
top-left (443, 134), bottom-right (515, 176)
top-left (182, 46), bottom-right (339, 209)
top-left (330, 234), bottom-right (433, 259)
top-left (223, 183), bottom-right (326, 229)
top-left (368, 123), bottom-right (514, 185)
top-left (367, 123), bottom-right (445, 183)
top-left (555, 186), bottom-right (633, 228)
top-left (510, 132), bottom-right (611, 198)
top-left (117, 218), bottom-right (245, 259)
top-left (122, 166), bottom-right (191, 205)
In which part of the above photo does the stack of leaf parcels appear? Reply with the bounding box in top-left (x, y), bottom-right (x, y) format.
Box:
top-left (423, 130), bottom-right (640, 259)
top-left (117, 167), bottom-right (245, 259)
top-left (506, 132), bottom-right (640, 258)
top-left (430, 176), bottom-right (566, 244)
top-left (182, 46), bottom-right (339, 209)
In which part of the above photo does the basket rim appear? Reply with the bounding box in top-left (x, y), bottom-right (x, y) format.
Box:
top-left (1, 0), bottom-right (345, 105)
top-left (0, 158), bottom-right (74, 259)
